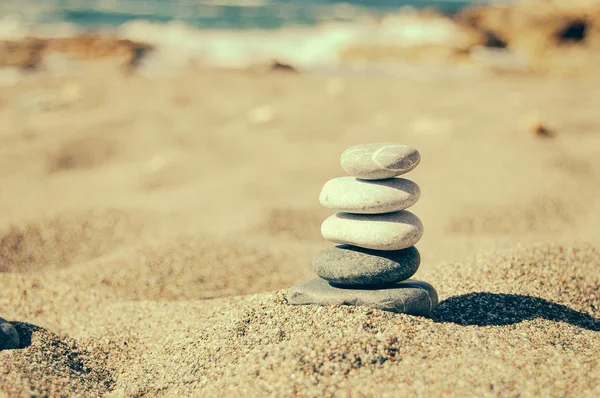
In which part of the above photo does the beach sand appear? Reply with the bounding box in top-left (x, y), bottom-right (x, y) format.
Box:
top-left (0, 65), bottom-right (599, 396)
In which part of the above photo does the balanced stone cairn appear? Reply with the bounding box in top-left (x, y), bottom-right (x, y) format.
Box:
top-left (288, 143), bottom-right (438, 316)
top-left (0, 317), bottom-right (19, 350)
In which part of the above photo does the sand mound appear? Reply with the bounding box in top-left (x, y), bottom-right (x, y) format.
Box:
top-left (0, 209), bottom-right (145, 272)
top-left (2, 242), bottom-right (597, 397)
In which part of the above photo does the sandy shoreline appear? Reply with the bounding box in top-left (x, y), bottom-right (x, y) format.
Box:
top-left (0, 65), bottom-right (599, 396)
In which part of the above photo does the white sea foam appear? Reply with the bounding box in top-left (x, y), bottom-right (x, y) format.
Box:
top-left (118, 20), bottom-right (372, 70)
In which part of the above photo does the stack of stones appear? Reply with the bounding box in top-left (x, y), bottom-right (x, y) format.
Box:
top-left (0, 317), bottom-right (19, 350)
top-left (288, 143), bottom-right (438, 316)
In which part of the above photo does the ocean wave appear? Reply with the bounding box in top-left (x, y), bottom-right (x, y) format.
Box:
top-left (121, 12), bottom-right (476, 72)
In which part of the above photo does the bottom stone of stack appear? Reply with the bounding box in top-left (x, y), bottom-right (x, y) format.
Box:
top-left (287, 277), bottom-right (438, 316)
top-left (0, 317), bottom-right (20, 350)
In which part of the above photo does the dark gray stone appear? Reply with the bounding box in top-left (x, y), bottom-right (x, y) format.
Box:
top-left (314, 245), bottom-right (420, 286)
top-left (287, 278), bottom-right (438, 316)
top-left (0, 317), bottom-right (19, 350)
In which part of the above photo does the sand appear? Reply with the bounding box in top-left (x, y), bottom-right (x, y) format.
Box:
top-left (0, 65), bottom-right (599, 397)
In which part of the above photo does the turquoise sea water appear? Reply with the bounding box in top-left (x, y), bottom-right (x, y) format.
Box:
top-left (4, 1), bottom-right (495, 30)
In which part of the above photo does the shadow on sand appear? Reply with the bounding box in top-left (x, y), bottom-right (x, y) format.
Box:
top-left (431, 292), bottom-right (600, 332)
top-left (9, 322), bottom-right (46, 349)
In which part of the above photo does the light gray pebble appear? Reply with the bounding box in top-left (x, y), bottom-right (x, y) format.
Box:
top-left (319, 177), bottom-right (420, 214)
top-left (321, 210), bottom-right (423, 251)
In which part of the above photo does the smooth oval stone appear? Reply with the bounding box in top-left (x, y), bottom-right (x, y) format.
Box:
top-left (341, 143), bottom-right (420, 180)
top-left (0, 317), bottom-right (19, 350)
top-left (321, 211), bottom-right (423, 251)
top-left (314, 245), bottom-right (420, 286)
top-left (287, 277), bottom-right (438, 316)
top-left (319, 177), bottom-right (420, 214)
